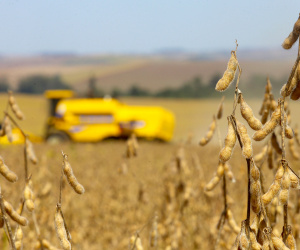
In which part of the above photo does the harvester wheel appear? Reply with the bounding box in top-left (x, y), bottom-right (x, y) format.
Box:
top-left (46, 132), bottom-right (69, 144)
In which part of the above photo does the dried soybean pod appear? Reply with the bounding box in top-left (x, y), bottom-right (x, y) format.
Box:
top-left (282, 169), bottom-right (291, 190)
top-left (270, 233), bottom-right (290, 250)
top-left (291, 82), bottom-right (300, 100)
top-left (216, 162), bottom-right (224, 177)
top-left (285, 124), bottom-right (294, 139)
top-left (288, 138), bottom-right (299, 160)
top-left (278, 189), bottom-right (289, 206)
top-left (199, 115), bottom-right (216, 146)
top-left (261, 100), bottom-right (270, 125)
top-left (149, 214), bottom-right (158, 247)
top-left (239, 95), bottom-right (262, 130)
top-left (278, 169), bottom-right (291, 205)
top-left (262, 180), bottom-right (281, 206)
top-left (135, 235), bottom-right (144, 250)
top-left (24, 184), bottom-right (35, 212)
top-left (217, 96), bottom-right (225, 119)
top-left (282, 31), bottom-right (299, 49)
top-left (280, 110), bottom-right (294, 139)
top-left (250, 161), bottom-right (260, 181)
top-left (3, 200), bottom-right (28, 226)
top-left (286, 228), bottom-right (297, 250)
top-left (0, 156), bottom-right (18, 182)
top-left (250, 214), bottom-right (260, 235)
top-left (282, 16), bottom-right (300, 49)
top-left (259, 78), bottom-right (272, 115)
top-left (291, 64), bottom-right (300, 100)
top-left (269, 197), bottom-right (278, 224)
top-left (295, 125), bottom-right (300, 145)
top-left (271, 133), bottom-right (282, 154)
top-left (266, 76), bottom-right (272, 93)
top-left (215, 52), bottom-right (238, 92)
top-left (270, 96), bottom-right (277, 112)
top-left (259, 92), bottom-right (269, 116)
top-left (205, 176), bottom-right (220, 191)
top-left (55, 208), bottom-right (71, 250)
top-left (227, 209), bottom-right (240, 234)
top-left (62, 153), bottom-right (85, 194)
top-left (280, 70), bottom-right (298, 97)
top-left (253, 145), bottom-right (268, 162)
top-left (219, 118), bottom-right (236, 162)
top-left (288, 168), bottom-right (299, 189)
top-left (253, 104), bottom-right (281, 141)
top-left (237, 120), bottom-right (253, 158)
top-left (249, 230), bottom-right (262, 250)
top-left (239, 221), bottom-right (250, 249)
top-left (224, 163), bottom-right (236, 183)
top-left (8, 91), bottom-right (24, 120)
top-left (259, 93), bottom-right (268, 116)
top-left (42, 239), bottom-right (60, 250)
top-left (250, 181), bottom-right (261, 213)
top-left (14, 225), bottom-right (23, 250)
top-left (3, 115), bottom-right (13, 143)
top-left (126, 139), bottom-right (135, 158)
top-left (25, 138), bottom-right (38, 164)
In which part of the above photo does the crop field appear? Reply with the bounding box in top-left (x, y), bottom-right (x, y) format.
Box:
top-left (0, 86), bottom-right (300, 249)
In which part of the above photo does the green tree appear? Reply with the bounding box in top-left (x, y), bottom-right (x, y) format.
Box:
top-left (127, 84), bottom-right (150, 97)
top-left (18, 75), bottom-right (71, 94)
top-left (0, 77), bottom-right (9, 92)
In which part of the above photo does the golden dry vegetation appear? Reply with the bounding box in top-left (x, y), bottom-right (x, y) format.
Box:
top-left (0, 92), bottom-right (299, 249)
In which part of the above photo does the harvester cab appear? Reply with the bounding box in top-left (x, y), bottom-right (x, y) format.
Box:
top-left (44, 90), bottom-right (75, 142)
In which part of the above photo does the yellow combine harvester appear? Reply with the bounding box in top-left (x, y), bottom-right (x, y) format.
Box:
top-left (45, 90), bottom-right (175, 143)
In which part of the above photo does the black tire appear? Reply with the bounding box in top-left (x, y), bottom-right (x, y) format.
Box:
top-left (46, 132), bottom-right (69, 144)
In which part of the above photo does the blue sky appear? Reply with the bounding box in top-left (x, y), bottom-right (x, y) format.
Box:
top-left (0, 1), bottom-right (299, 55)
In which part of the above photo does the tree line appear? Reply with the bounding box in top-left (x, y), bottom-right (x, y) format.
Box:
top-left (0, 74), bottom-right (287, 98)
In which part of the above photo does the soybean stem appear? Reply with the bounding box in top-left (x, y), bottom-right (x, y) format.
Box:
top-left (229, 115), bottom-right (251, 235)
top-left (24, 142), bottom-right (28, 182)
top-left (280, 98), bottom-right (290, 243)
